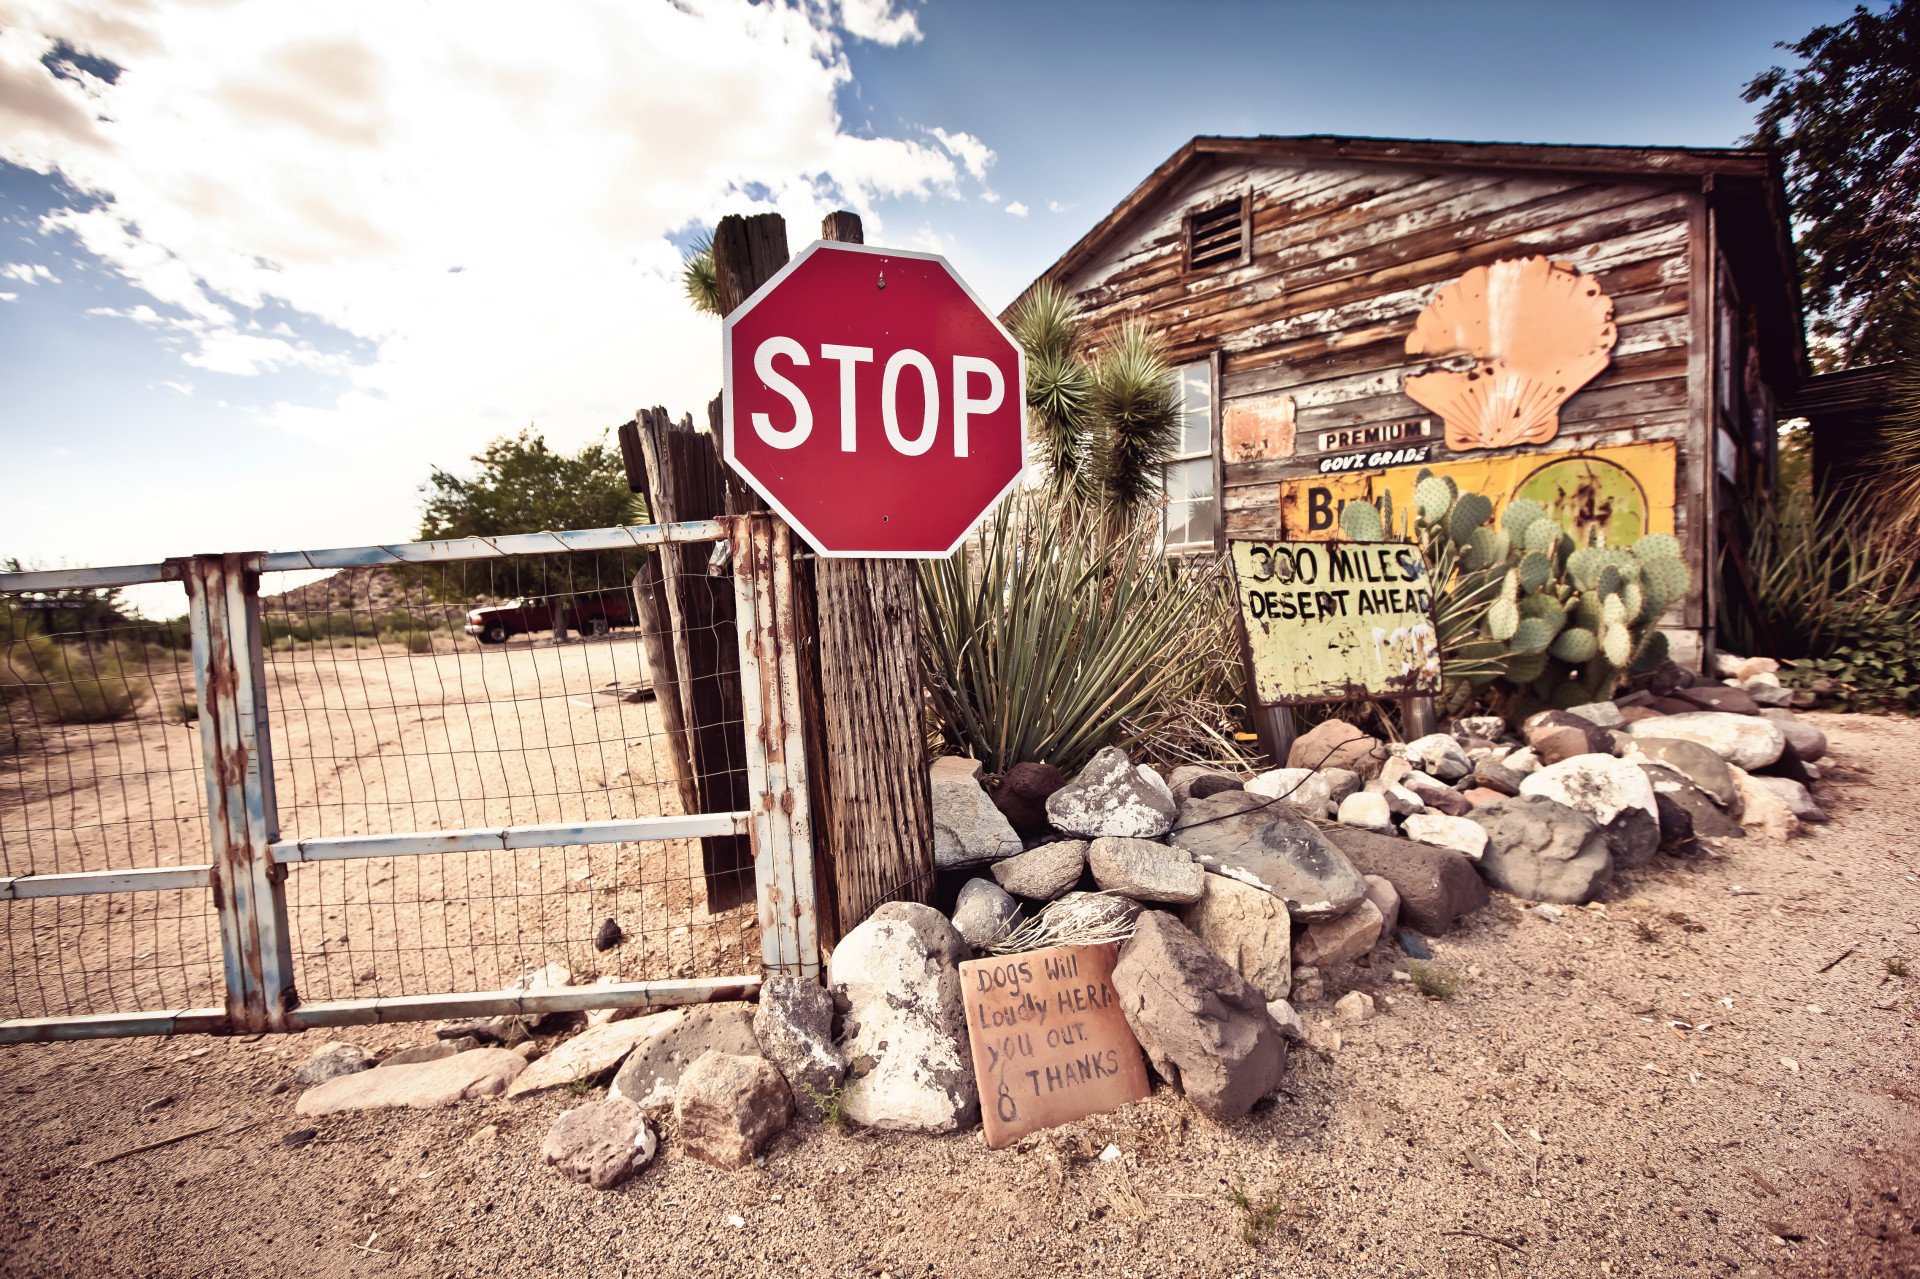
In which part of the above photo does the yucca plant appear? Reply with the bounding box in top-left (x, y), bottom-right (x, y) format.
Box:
top-left (1007, 280), bottom-right (1095, 505)
top-left (681, 231), bottom-right (720, 316)
top-left (919, 488), bottom-right (1234, 774)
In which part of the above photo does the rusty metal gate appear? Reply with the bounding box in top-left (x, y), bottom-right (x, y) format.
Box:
top-left (0, 514), bottom-right (815, 1042)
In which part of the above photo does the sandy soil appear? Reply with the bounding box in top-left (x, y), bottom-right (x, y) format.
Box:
top-left (0, 712), bottom-right (1913, 1277)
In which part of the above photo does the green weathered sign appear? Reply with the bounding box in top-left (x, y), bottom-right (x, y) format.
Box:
top-left (1228, 539), bottom-right (1443, 706)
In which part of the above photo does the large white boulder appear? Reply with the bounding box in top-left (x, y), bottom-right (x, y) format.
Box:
top-left (1626, 712), bottom-right (1784, 771)
top-left (1519, 753), bottom-right (1662, 868)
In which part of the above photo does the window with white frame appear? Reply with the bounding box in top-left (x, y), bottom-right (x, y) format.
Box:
top-left (1161, 361), bottom-right (1216, 551)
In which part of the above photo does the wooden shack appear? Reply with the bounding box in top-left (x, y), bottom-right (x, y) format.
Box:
top-left (1019, 135), bottom-right (1805, 668)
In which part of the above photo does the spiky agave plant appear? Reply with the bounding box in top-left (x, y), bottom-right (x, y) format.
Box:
top-left (918, 487), bottom-right (1231, 774)
top-left (1006, 280), bottom-right (1094, 504)
top-left (1086, 322), bottom-right (1182, 530)
top-left (681, 231), bottom-right (721, 316)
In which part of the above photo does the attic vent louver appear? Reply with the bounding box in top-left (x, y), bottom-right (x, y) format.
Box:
top-left (1186, 196), bottom-right (1249, 271)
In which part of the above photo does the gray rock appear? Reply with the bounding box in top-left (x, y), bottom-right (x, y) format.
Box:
top-left (1265, 999), bottom-right (1305, 1040)
top-left (1376, 782), bottom-right (1426, 818)
top-left (1319, 828), bottom-right (1490, 936)
top-left (1467, 795), bottom-right (1614, 904)
top-left (1626, 736), bottom-right (1738, 808)
top-left (292, 1042), bottom-right (373, 1086)
top-left (1753, 775), bottom-right (1828, 823)
top-left (1294, 898), bottom-right (1385, 968)
top-left (828, 903), bottom-right (977, 1133)
top-left (1639, 764), bottom-right (1745, 839)
top-left (296, 1048), bottom-right (526, 1115)
top-left (1401, 812), bottom-right (1490, 860)
top-left (381, 1037), bottom-right (476, 1067)
top-left (1471, 760), bottom-right (1527, 796)
top-left (1405, 733), bottom-right (1472, 781)
top-left (1758, 709), bottom-right (1827, 762)
top-left (1046, 746), bottom-right (1178, 839)
top-left (1625, 712), bottom-right (1785, 770)
top-left (608, 1002), bottom-right (761, 1111)
top-left (753, 975), bottom-right (845, 1122)
top-left (1524, 709), bottom-right (1615, 764)
top-left (1451, 716), bottom-right (1507, 743)
top-left (508, 1017), bottom-right (669, 1098)
top-left (1112, 912), bottom-right (1286, 1118)
top-left (1168, 765), bottom-right (1243, 808)
top-left (1744, 680), bottom-right (1795, 708)
top-left (1290, 965), bottom-right (1326, 1003)
top-left (541, 1096), bottom-right (656, 1190)
top-left (990, 840), bottom-right (1087, 900)
top-left (1179, 873), bottom-right (1292, 1001)
top-left (1287, 719), bottom-right (1387, 778)
top-left (933, 768), bottom-right (1024, 868)
top-left (1518, 754), bottom-right (1662, 870)
top-left (593, 917), bottom-right (622, 952)
top-left (1246, 768), bottom-right (1331, 818)
top-left (673, 1051), bottom-right (793, 1170)
top-left (951, 877), bottom-right (1021, 946)
top-left (1336, 790), bottom-right (1394, 833)
top-left (1564, 701), bottom-right (1625, 729)
top-left (1088, 836), bottom-right (1206, 903)
top-left (1170, 790), bottom-right (1367, 921)
top-left (1320, 768), bottom-right (1362, 806)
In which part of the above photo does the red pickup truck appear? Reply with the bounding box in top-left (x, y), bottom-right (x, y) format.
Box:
top-left (465, 591), bottom-right (633, 644)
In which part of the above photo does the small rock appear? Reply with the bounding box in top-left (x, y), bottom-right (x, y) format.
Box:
top-left (1451, 716), bottom-right (1506, 743)
top-left (1171, 791), bottom-right (1368, 921)
top-left (1524, 710), bottom-right (1614, 764)
top-left (1287, 719), bottom-right (1387, 778)
top-left (1321, 828), bottom-right (1490, 936)
top-left (1518, 754), bottom-right (1662, 869)
top-left (1466, 795), bottom-right (1614, 904)
top-left (1758, 709), bottom-right (1827, 762)
top-left (1729, 766), bottom-right (1799, 839)
top-left (1673, 684), bottom-right (1762, 716)
top-left (990, 840), bottom-right (1087, 900)
top-left (1626, 736), bottom-right (1739, 807)
top-left (1744, 681), bottom-right (1795, 708)
top-left (296, 1049), bottom-right (526, 1115)
top-left (1734, 656), bottom-right (1780, 681)
top-left (1291, 965), bottom-right (1326, 1002)
top-left (1471, 759), bottom-right (1527, 795)
top-left (1188, 773), bottom-right (1247, 802)
top-left (1362, 874), bottom-right (1401, 937)
top-left (1503, 746), bottom-right (1541, 773)
top-left (753, 975), bottom-right (846, 1122)
top-left (1753, 775), bottom-right (1827, 823)
top-left (1376, 783), bottom-right (1425, 818)
top-left (1320, 768), bottom-right (1362, 806)
top-left (673, 1052), bottom-right (793, 1171)
top-left (1531, 903), bottom-right (1563, 923)
top-left (1405, 733), bottom-right (1472, 781)
top-left (990, 761), bottom-right (1069, 836)
top-left (951, 878), bottom-right (1021, 946)
top-left (1112, 913), bottom-right (1286, 1118)
top-left (541, 1096), bottom-right (656, 1189)
top-left (1246, 768), bottom-right (1331, 818)
top-left (1337, 790), bottom-right (1394, 833)
top-left (608, 1004), bottom-right (760, 1111)
top-left (1564, 701), bottom-right (1625, 729)
top-left (828, 903), bottom-right (978, 1133)
top-left (382, 1038), bottom-right (474, 1068)
top-left (593, 918), bottom-right (623, 952)
top-left (514, 1041), bottom-right (542, 1062)
top-left (281, 1128), bottom-right (317, 1148)
top-left (1088, 836), bottom-right (1205, 903)
top-left (1625, 712), bottom-right (1785, 770)
top-left (1045, 746), bottom-right (1178, 840)
top-left (1294, 898), bottom-right (1385, 968)
top-left (1398, 931), bottom-right (1432, 959)
top-left (508, 1017), bottom-right (669, 1098)
top-left (1179, 873), bottom-right (1293, 1002)
top-left (1639, 764), bottom-right (1745, 839)
top-left (1409, 784), bottom-right (1472, 817)
top-left (1333, 991), bottom-right (1376, 1023)
top-left (1650, 788), bottom-right (1695, 849)
top-left (1400, 812), bottom-right (1489, 860)
top-left (933, 767), bottom-right (1024, 868)
top-left (141, 1096), bottom-right (173, 1114)
top-left (292, 1042), bottom-right (373, 1087)
top-left (1265, 999), bottom-right (1305, 1040)
top-left (1463, 786), bottom-right (1508, 807)
top-left (1168, 764), bottom-right (1243, 807)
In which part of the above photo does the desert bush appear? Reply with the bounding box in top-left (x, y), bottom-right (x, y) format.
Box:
top-left (18, 634), bottom-right (150, 724)
top-left (919, 489), bottom-right (1237, 775)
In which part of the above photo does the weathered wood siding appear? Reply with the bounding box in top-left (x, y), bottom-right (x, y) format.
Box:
top-left (1058, 159), bottom-right (1711, 626)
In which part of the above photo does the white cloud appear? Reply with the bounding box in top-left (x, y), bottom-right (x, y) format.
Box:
top-left (930, 127), bottom-right (995, 183)
top-left (0, 292), bottom-right (18, 301)
top-left (836, 0), bottom-right (923, 44)
top-left (161, 380), bottom-right (192, 396)
top-left (1, 262), bottom-right (58, 282)
top-left (1005, 201), bottom-right (1029, 217)
top-left (0, 0), bottom-right (973, 472)
top-left (1048, 200), bottom-right (1073, 214)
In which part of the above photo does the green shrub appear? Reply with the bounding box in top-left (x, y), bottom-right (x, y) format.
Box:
top-left (21, 635), bottom-right (150, 724)
top-left (1407, 959), bottom-right (1460, 1000)
top-left (403, 632), bottom-right (433, 655)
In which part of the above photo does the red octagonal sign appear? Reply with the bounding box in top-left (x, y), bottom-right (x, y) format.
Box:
top-left (723, 241), bottom-right (1026, 557)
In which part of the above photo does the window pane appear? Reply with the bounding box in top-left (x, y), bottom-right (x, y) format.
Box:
top-left (1174, 363), bottom-right (1212, 456)
top-left (1165, 458), bottom-right (1216, 546)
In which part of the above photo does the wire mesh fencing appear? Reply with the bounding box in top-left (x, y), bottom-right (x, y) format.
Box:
top-left (0, 596), bottom-right (221, 1019)
top-left (256, 546), bottom-right (762, 1003)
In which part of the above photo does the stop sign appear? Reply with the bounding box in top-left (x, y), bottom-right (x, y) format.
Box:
top-left (722, 241), bottom-right (1026, 557)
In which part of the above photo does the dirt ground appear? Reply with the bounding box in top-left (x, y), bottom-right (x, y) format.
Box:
top-left (0, 711), bottom-right (1916, 1279)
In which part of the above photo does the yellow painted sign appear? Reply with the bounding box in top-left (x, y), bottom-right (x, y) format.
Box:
top-left (1277, 440), bottom-right (1677, 546)
top-left (1228, 540), bottom-right (1443, 706)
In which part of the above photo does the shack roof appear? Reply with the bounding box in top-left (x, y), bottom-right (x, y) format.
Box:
top-left (1023, 134), bottom-right (1806, 387)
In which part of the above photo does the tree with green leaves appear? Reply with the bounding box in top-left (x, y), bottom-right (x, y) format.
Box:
top-left (1005, 281), bottom-right (1181, 533)
top-left (1744, 0), bottom-right (1920, 367)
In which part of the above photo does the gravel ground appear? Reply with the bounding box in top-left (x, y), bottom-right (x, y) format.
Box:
top-left (1, 710), bottom-right (1915, 1279)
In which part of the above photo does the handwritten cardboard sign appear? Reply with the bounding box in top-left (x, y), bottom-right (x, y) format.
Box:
top-left (959, 942), bottom-right (1149, 1149)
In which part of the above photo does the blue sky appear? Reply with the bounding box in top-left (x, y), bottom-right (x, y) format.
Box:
top-left (0, 0), bottom-right (1854, 613)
